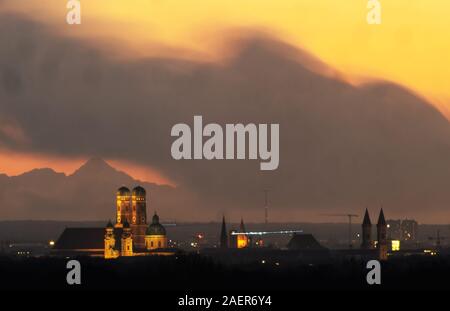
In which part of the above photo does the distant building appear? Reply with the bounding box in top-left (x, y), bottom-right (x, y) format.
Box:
top-left (145, 213), bottom-right (168, 250)
top-left (287, 234), bottom-right (326, 251)
top-left (359, 208), bottom-right (388, 260)
top-left (387, 219), bottom-right (418, 241)
top-left (54, 186), bottom-right (174, 258)
top-left (377, 209), bottom-right (388, 261)
top-left (401, 219), bottom-right (419, 241)
top-left (225, 218), bottom-right (250, 249)
top-left (361, 209), bottom-right (374, 249)
top-left (219, 216), bottom-right (228, 249)
top-left (236, 218), bottom-right (249, 249)
top-left (55, 228), bottom-right (105, 256)
top-left (116, 186), bottom-right (147, 249)
top-left (387, 220), bottom-right (402, 240)
top-left (229, 230), bottom-right (237, 248)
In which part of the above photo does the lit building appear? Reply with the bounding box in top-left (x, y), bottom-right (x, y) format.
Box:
top-left (236, 218), bottom-right (249, 249)
top-left (121, 221), bottom-right (133, 256)
top-left (145, 213), bottom-right (167, 250)
top-left (104, 220), bottom-right (119, 259)
top-left (54, 185), bottom-right (174, 258)
top-left (390, 240), bottom-right (401, 252)
top-left (131, 186), bottom-right (148, 248)
top-left (116, 186), bottom-right (147, 249)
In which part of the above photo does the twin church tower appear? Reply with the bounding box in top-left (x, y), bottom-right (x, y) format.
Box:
top-left (115, 185), bottom-right (148, 248)
top-left (361, 208), bottom-right (388, 260)
top-left (104, 186), bottom-right (168, 259)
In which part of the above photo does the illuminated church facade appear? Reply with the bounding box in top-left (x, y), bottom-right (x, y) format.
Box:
top-left (53, 185), bottom-right (171, 258)
top-left (104, 186), bottom-right (169, 259)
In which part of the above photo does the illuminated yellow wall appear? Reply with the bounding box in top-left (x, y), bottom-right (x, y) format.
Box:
top-left (237, 234), bottom-right (249, 249)
top-left (145, 235), bottom-right (167, 250)
top-left (121, 236), bottom-right (133, 257)
top-left (104, 229), bottom-right (119, 259)
top-left (391, 240), bottom-right (400, 252)
top-left (116, 194), bottom-right (131, 225)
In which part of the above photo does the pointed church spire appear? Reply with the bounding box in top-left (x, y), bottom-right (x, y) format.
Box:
top-left (240, 218), bottom-right (246, 233)
top-left (363, 208), bottom-right (371, 225)
top-left (361, 208), bottom-right (373, 249)
top-left (220, 215), bottom-right (228, 249)
top-left (376, 208), bottom-right (388, 260)
top-left (377, 208), bottom-right (386, 226)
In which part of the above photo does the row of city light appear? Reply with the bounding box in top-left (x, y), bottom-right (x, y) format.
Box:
top-left (230, 230), bottom-right (303, 236)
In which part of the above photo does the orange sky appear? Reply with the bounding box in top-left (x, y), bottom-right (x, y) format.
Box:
top-left (1, 0), bottom-right (449, 114)
top-left (1, 0), bottom-right (449, 182)
top-left (0, 149), bottom-right (173, 185)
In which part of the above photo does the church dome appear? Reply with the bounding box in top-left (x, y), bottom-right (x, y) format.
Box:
top-left (132, 185), bottom-right (146, 197)
top-left (146, 213), bottom-right (166, 236)
top-left (117, 186), bottom-right (130, 196)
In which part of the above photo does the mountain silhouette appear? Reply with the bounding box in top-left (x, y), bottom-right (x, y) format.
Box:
top-left (70, 157), bottom-right (136, 184)
top-left (0, 158), bottom-right (181, 221)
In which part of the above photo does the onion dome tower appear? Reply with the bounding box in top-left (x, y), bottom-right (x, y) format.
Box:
top-left (131, 185), bottom-right (148, 249)
top-left (116, 186), bottom-right (131, 226)
top-left (131, 186), bottom-right (147, 225)
top-left (104, 220), bottom-right (118, 259)
top-left (121, 220), bottom-right (133, 257)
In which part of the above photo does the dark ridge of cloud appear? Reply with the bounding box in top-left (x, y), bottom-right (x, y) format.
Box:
top-left (1, 13), bottom-right (450, 222)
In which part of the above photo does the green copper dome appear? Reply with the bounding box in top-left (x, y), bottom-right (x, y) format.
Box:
top-left (146, 213), bottom-right (166, 236)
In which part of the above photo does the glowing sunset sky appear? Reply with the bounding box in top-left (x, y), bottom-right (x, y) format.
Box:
top-left (2, 0), bottom-right (449, 113)
top-left (1, 0), bottom-right (449, 182)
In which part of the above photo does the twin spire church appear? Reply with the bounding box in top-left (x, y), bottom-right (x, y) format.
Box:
top-left (104, 186), bottom-right (169, 259)
top-left (361, 208), bottom-right (388, 260)
top-left (53, 185), bottom-right (172, 258)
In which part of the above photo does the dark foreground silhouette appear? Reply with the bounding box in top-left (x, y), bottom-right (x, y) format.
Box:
top-left (1, 253), bottom-right (449, 290)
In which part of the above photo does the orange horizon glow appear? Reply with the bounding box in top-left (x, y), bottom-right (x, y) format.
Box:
top-left (0, 149), bottom-right (174, 186)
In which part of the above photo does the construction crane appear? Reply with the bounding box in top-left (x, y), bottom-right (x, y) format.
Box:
top-left (321, 213), bottom-right (359, 249)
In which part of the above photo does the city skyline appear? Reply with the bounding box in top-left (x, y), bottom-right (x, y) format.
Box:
top-left (0, 157), bottom-right (440, 224)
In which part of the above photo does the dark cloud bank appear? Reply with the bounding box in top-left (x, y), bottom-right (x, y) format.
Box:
top-left (1, 13), bottom-right (450, 222)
